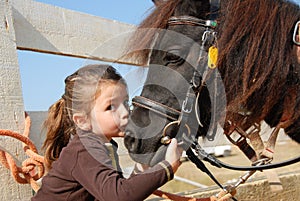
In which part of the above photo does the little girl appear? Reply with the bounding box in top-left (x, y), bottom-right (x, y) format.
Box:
top-left (31, 64), bottom-right (182, 201)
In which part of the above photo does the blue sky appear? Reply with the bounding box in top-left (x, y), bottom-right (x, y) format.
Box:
top-left (19, 1), bottom-right (154, 111)
top-left (18, 0), bottom-right (300, 111)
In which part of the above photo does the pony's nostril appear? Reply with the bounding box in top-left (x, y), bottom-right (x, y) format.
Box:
top-left (124, 133), bottom-right (138, 152)
top-left (124, 131), bottom-right (131, 137)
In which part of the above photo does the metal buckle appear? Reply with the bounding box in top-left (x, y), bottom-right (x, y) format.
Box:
top-left (293, 21), bottom-right (300, 45)
top-left (182, 99), bottom-right (193, 113)
top-left (161, 120), bottom-right (191, 145)
top-left (224, 121), bottom-right (247, 146)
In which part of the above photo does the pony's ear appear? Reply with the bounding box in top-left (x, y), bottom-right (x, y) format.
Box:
top-left (152, 0), bottom-right (167, 6)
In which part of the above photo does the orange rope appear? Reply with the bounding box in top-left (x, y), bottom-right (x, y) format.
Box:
top-left (0, 112), bottom-right (45, 192)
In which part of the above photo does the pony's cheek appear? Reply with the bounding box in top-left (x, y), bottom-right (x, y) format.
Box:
top-left (149, 145), bottom-right (168, 166)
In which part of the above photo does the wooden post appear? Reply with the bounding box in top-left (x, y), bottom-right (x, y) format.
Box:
top-left (1, 0), bottom-right (140, 199)
top-left (0, 0), bottom-right (33, 200)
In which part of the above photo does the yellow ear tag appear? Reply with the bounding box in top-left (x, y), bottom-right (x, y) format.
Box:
top-left (208, 46), bottom-right (218, 69)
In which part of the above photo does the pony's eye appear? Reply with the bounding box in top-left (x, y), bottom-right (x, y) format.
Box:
top-left (164, 52), bottom-right (183, 64)
top-left (164, 46), bottom-right (187, 65)
top-left (165, 52), bottom-right (181, 62)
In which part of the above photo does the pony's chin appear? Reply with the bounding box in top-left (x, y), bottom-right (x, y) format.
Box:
top-left (128, 152), bottom-right (152, 165)
top-left (149, 145), bottom-right (168, 167)
top-left (127, 145), bottom-right (168, 167)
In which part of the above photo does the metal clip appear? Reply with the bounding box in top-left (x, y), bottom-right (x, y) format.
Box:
top-left (293, 21), bottom-right (300, 46)
top-left (226, 158), bottom-right (270, 194)
top-left (182, 99), bottom-right (193, 113)
top-left (202, 30), bottom-right (217, 46)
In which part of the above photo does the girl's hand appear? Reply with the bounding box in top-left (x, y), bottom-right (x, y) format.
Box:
top-left (133, 163), bottom-right (150, 173)
top-left (165, 138), bottom-right (183, 173)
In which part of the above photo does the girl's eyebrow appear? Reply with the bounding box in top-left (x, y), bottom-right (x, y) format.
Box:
top-left (101, 96), bottom-right (113, 105)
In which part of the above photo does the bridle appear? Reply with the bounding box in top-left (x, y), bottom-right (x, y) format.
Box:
top-left (130, 5), bottom-right (300, 199)
top-left (132, 14), bottom-right (219, 143)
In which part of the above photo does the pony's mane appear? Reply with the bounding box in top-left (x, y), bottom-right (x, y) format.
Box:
top-left (217, 0), bottom-right (300, 125)
top-left (126, 0), bottom-right (300, 129)
top-left (125, 0), bottom-right (180, 65)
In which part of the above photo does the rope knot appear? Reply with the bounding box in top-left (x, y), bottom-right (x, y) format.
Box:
top-left (0, 112), bottom-right (45, 192)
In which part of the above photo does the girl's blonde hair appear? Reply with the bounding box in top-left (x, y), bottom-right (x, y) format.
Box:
top-left (42, 64), bottom-right (126, 169)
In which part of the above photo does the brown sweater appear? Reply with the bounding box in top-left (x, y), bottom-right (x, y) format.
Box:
top-left (31, 131), bottom-right (173, 201)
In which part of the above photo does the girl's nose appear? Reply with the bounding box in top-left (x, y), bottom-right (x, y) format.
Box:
top-left (119, 103), bottom-right (129, 119)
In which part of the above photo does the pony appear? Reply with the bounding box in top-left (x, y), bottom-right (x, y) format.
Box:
top-left (124, 0), bottom-right (300, 171)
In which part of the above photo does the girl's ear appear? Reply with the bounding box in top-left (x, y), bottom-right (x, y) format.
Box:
top-left (73, 113), bottom-right (92, 131)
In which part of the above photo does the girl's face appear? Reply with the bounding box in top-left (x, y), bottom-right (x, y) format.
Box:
top-left (90, 83), bottom-right (129, 141)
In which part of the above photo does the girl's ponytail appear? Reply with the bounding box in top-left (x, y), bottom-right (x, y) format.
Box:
top-left (42, 98), bottom-right (74, 170)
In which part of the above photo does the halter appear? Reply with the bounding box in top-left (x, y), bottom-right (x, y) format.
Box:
top-left (132, 15), bottom-right (218, 146)
top-left (132, 96), bottom-right (180, 121)
top-left (168, 15), bottom-right (217, 28)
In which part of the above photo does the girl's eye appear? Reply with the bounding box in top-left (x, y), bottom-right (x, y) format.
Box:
top-left (106, 104), bottom-right (116, 111)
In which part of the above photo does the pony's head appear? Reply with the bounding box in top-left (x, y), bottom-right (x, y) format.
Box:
top-left (124, 0), bottom-right (221, 166)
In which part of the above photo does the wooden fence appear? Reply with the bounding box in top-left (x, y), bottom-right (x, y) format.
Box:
top-left (0, 0), bottom-right (137, 199)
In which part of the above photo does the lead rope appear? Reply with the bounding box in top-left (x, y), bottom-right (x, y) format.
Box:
top-left (0, 112), bottom-right (45, 192)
